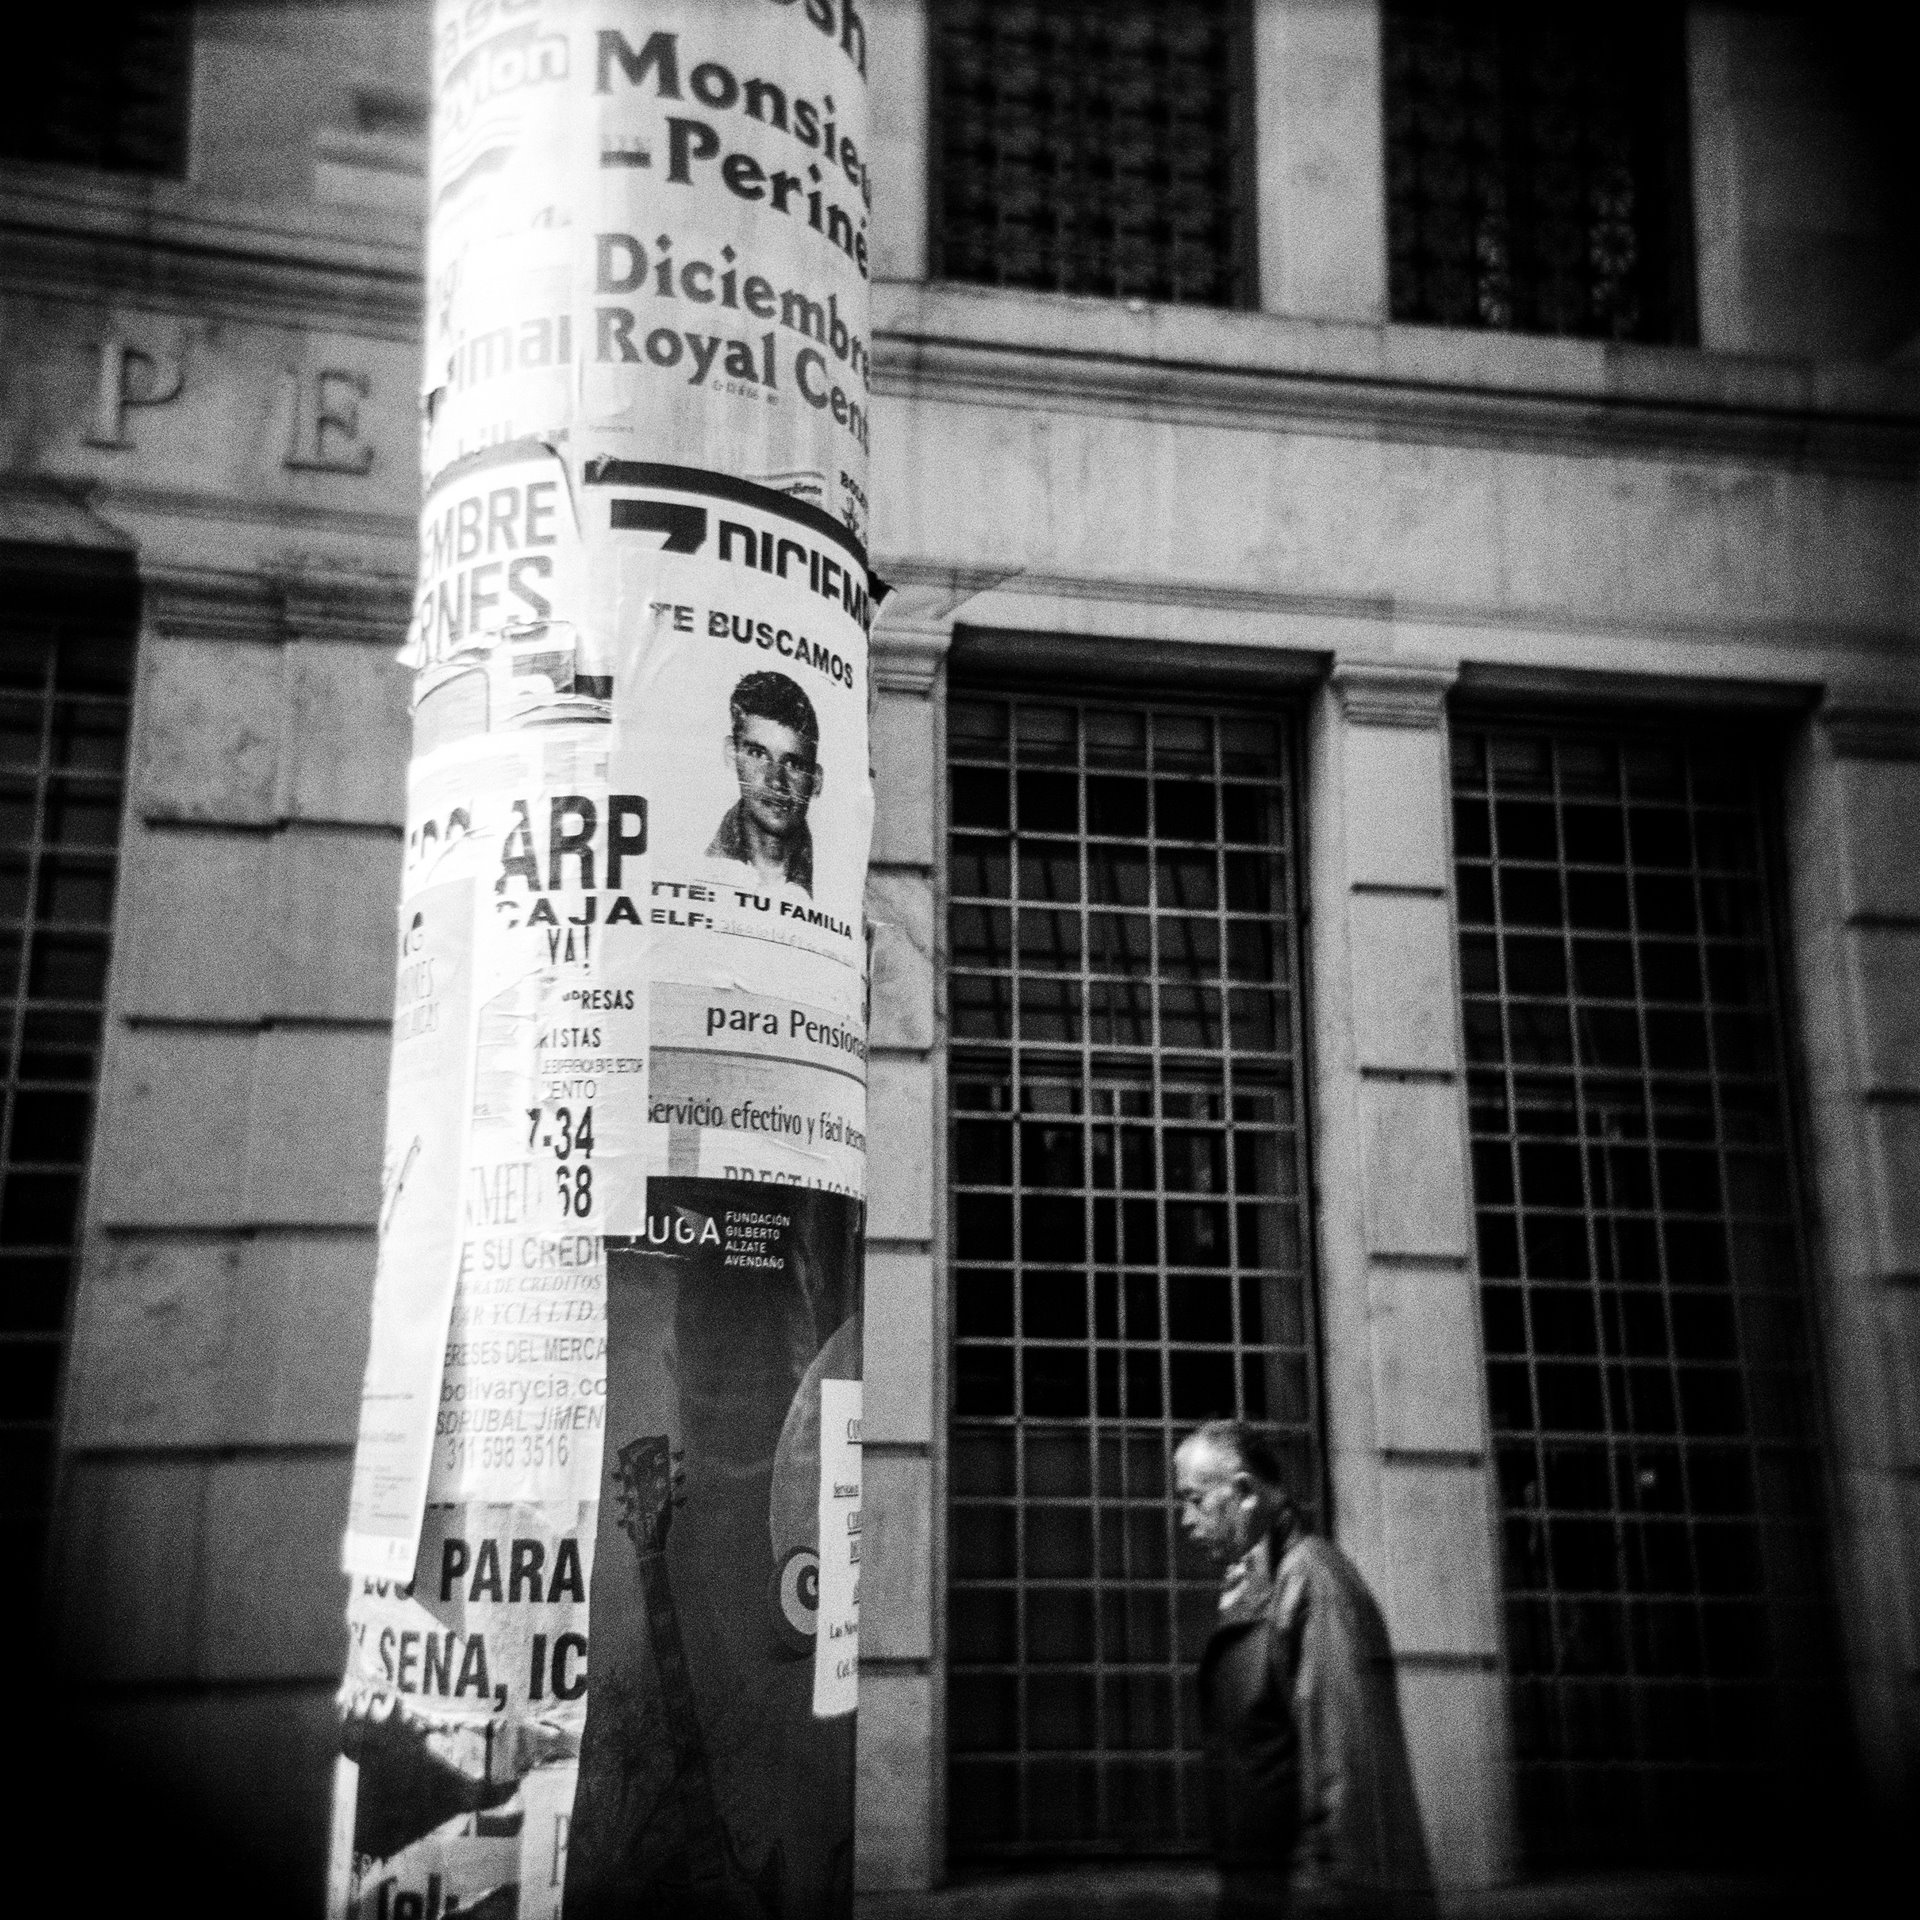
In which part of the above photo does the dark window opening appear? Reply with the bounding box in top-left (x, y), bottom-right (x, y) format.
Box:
top-left (1384, 3), bottom-right (1695, 343)
top-left (0, 606), bottom-right (135, 1639)
top-left (0, 5), bottom-right (193, 178)
top-left (929, 0), bottom-right (1254, 308)
top-left (1454, 720), bottom-right (1843, 1870)
top-left (947, 690), bottom-right (1319, 1857)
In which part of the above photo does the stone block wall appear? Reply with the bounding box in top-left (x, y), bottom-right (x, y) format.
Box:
top-left (1306, 664), bottom-right (1510, 1886)
top-left (1783, 707), bottom-right (1920, 1837)
top-left (55, 581), bottom-right (408, 1879)
top-left (855, 622), bottom-right (949, 1890)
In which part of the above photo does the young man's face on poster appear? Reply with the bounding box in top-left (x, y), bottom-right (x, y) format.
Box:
top-left (728, 711), bottom-right (822, 845)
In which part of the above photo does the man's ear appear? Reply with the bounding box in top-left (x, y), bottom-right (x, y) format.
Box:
top-left (721, 733), bottom-right (735, 770)
top-left (810, 763), bottom-right (825, 799)
top-left (1232, 1471), bottom-right (1258, 1508)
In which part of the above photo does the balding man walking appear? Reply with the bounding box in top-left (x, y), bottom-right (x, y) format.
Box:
top-left (1175, 1420), bottom-right (1435, 1919)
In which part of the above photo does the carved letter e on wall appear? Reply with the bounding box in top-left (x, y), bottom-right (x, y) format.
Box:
top-left (286, 367), bottom-right (376, 475)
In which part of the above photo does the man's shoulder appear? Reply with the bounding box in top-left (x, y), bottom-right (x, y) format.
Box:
top-left (1281, 1533), bottom-right (1354, 1578)
top-left (1273, 1532), bottom-right (1371, 1616)
top-left (1276, 1532), bottom-right (1395, 1658)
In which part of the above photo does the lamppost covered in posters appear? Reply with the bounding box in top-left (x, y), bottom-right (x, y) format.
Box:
top-left (329, 5), bottom-right (877, 1914)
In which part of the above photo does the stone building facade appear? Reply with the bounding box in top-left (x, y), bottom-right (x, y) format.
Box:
top-left (2, 1), bottom-right (1915, 1906)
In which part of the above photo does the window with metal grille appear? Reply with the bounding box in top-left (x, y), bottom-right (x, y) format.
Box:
top-left (1, 618), bottom-right (134, 1637)
top-left (0, 4), bottom-right (193, 177)
top-left (1383, 2), bottom-right (1695, 344)
top-left (946, 691), bottom-right (1317, 1858)
top-left (929, 0), bottom-right (1254, 308)
top-left (1453, 721), bottom-right (1839, 1870)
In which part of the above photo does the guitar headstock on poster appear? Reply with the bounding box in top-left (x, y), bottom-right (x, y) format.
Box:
top-left (613, 1434), bottom-right (685, 1560)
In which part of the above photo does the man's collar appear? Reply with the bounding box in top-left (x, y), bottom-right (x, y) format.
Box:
top-left (1215, 1518), bottom-right (1298, 1626)
top-left (1217, 1529), bottom-right (1276, 1627)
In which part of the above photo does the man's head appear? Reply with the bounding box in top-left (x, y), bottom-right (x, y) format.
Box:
top-left (724, 671), bottom-right (822, 844)
top-left (1174, 1421), bottom-right (1295, 1566)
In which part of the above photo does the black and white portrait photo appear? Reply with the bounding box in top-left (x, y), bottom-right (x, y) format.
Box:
top-left (706, 670), bottom-right (824, 896)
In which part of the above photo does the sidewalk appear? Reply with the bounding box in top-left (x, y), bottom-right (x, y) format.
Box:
top-left (857, 1867), bottom-right (1806, 1920)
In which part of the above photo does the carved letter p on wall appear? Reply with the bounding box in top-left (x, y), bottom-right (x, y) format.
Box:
top-left (84, 338), bottom-right (185, 449)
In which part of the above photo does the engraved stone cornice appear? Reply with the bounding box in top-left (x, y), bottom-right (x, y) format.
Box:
top-left (873, 284), bottom-right (1920, 478)
top-left (876, 564), bottom-right (1012, 628)
top-left (876, 335), bottom-right (1920, 477)
top-left (1330, 659), bottom-right (1457, 728)
top-left (0, 164), bottom-right (425, 342)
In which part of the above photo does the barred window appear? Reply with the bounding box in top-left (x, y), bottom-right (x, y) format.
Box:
top-left (0, 4), bottom-right (193, 178)
top-left (1384, 3), bottom-right (1694, 343)
top-left (946, 691), bottom-right (1318, 1857)
top-left (1, 612), bottom-right (134, 1643)
top-left (929, 0), bottom-right (1254, 308)
top-left (1453, 721), bottom-right (1841, 1869)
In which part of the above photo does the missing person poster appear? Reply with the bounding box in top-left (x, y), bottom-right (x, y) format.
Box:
top-left (580, 459), bottom-right (871, 1199)
top-left (333, 3), bottom-right (873, 1914)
